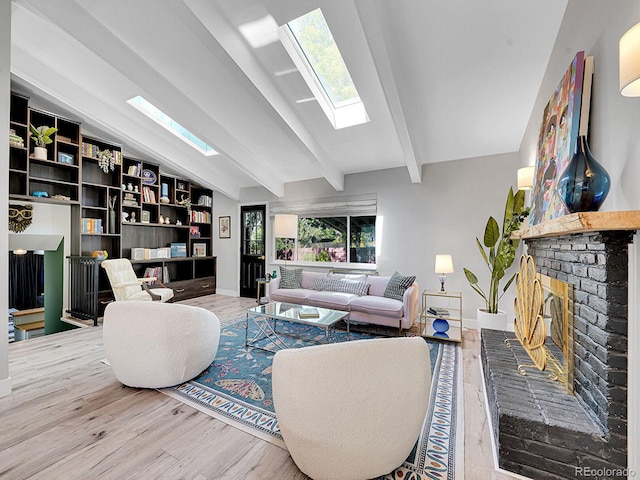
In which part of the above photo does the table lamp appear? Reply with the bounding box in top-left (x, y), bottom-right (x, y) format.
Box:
top-left (274, 214), bottom-right (298, 263)
top-left (435, 254), bottom-right (454, 292)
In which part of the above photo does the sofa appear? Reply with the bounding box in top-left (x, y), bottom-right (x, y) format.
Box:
top-left (268, 270), bottom-right (419, 333)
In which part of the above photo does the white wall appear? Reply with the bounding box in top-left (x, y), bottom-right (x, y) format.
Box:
top-left (1, 0), bottom-right (10, 398)
top-left (213, 191), bottom-right (244, 296)
top-left (518, 1), bottom-right (640, 472)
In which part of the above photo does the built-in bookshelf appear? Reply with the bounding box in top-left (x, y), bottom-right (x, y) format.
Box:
top-left (9, 93), bottom-right (81, 204)
top-left (8, 91), bottom-right (217, 320)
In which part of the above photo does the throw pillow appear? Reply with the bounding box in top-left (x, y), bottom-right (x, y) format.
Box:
top-left (280, 267), bottom-right (303, 289)
top-left (383, 271), bottom-right (416, 301)
top-left (321, 277), bottom-right (369, 296)
top-left (311, 276), bottom-right (328, 291)
top-left (336, 280), bottom-right (370, 296)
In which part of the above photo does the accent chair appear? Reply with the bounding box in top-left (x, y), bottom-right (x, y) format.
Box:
top-left (103, 301), bottom-right (220, 388)
top-left (101, 258), bottom-right (174, 302)
top-left (272, 336), bottom-right (431, 480)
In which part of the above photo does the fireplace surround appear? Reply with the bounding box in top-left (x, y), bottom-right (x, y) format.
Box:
top-left (482, 211), bottom-right (640, 480)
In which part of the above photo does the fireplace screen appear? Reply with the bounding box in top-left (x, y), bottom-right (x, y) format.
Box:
top-left (512, 255), bottom-right (574, 393)
top-left (539, 273), bottom-right (574, 393)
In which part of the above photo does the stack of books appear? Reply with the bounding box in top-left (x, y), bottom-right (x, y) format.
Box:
top-left (428, 307), bottom-right (450, 317)
top-left (9, 129), bottom-right (24, 148)
top-left (142, 186), bottom-right (156, 203)
top-left (299, 307), bottom-right (320, 318)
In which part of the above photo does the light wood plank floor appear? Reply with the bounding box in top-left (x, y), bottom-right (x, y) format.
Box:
top-left (1, 295), bottom-right (514, 480)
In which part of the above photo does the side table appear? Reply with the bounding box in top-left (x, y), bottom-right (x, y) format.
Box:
top-left (419, 290), bottom-right (462, 342)
top-left (256, 278), bottom-right (270, 304)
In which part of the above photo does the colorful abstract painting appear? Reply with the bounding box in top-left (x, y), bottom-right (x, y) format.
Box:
top-left (530, 51), bottom-right (585, 225)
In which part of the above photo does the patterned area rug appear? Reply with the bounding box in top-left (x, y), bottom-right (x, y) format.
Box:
top-left (161, 317), bottom-right (463, 480)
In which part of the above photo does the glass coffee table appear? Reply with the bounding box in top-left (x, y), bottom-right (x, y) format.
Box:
top-left (245, 302), bottom-right (350, 352)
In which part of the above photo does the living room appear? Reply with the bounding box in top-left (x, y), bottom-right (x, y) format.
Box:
top-left (2, 1), bottom-right (640, 478)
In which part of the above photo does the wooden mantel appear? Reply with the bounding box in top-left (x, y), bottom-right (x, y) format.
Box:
top-left (512, 210), bottom-right (640, 240)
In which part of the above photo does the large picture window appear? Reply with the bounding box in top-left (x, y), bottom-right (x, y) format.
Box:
top-left (275, 215), bottom-right (376, 264)
top-left (272, 194), bottom-right (377, 266)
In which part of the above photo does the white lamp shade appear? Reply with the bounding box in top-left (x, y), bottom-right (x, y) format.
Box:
top-left (620, 22), bottom-right (640, 97)
top-left (517, 166), bottom-right (535, 191)
top-left (274, 214), bottom-right (298, 238)
top-left (435, 254), bottom-right (454, 274)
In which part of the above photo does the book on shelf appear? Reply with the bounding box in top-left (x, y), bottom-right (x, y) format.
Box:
top-left (298, 307), bottom-right (320, 318)
top-left (143, 266), bottom-right (170, 284)
top-left (427, 307), bottom-right (450, 316)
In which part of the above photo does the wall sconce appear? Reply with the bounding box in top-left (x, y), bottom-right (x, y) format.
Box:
top-left (13, 248), bottom-right (27, 255)
top-left (620, 22), bottom-right (640, 97)
top-left (517, 166), bottom-right (535, 191)
top-left (434, 254), bottom-right (454, 292)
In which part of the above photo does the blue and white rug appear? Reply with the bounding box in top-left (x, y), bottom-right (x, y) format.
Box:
top-left (161, 318), bottom-right (463, 480)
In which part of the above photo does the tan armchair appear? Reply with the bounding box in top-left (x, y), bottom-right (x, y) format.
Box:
top-left (101, 258), bottom-right (174, 302)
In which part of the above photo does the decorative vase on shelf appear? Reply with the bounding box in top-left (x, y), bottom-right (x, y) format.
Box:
top-left (33, 146), bottom-right (47, 160)
top-left (557, 135), bottom-right (611, 213)
top-left (160, 183), bottom-right (170, 204)
top-left (109, 209), bottom-right (116, 234)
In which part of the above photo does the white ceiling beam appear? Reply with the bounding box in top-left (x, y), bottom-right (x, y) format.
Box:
top-left (182, 0), bottom-right (345, 192)
top-left (354, 1), bottom-right (421, 183)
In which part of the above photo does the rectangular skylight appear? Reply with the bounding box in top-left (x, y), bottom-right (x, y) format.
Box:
top-left (127, 96), bottom-right (218, 156)
top-left (279, 8), bottom-right (369, 129)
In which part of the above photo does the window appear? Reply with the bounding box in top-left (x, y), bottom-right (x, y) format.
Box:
top-left (243, 210), bottom-right (264, 255)
top-left (127, 96), bottom-right (218, 156)
top-left (279, 8), bottom-right (369, 129)
top-left (275, 215), bottom-right (376, 264)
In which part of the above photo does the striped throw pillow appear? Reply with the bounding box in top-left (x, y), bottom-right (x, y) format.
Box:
top-left (280, 267), bottom-right (303, 289)
top-left (383, 272), bottom-right (416, 300)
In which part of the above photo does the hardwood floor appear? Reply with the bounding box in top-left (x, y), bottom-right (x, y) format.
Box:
top-left (1, 295), bottom-right (513, 479)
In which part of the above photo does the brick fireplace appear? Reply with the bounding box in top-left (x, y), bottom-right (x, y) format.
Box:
top-left (481, 211), bottom-right (640, 480)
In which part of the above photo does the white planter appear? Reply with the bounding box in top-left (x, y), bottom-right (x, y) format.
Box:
top-left (477, 308), bottom-right (508, 331)
top-left (33, 146), bottom-right (47, 160)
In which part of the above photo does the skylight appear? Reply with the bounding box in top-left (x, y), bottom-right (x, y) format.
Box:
top-left (279, 8), bottom-right (369, 129)
top-left (127, 96), bottom-right (218, 156)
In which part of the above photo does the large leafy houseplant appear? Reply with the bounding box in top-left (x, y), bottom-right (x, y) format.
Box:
top-left (464, 187), bottom-right (530, 314)
top-left (29, 124), bottom-right (57, 147)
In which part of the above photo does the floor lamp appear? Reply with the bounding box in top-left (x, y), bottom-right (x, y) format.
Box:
top-left (274, 214), bottom-right (298, 267)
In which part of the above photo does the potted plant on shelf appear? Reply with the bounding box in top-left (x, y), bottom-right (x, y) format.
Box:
top-left (30, 124), bottom-right (57, 160)
top-left (463, 187), bottom-right (530, 331)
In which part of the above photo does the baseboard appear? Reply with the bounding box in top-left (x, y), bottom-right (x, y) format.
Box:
top-left (215, 288), bottom-right (238, 297)
top-left (0, 376), bottom-right (12, 398)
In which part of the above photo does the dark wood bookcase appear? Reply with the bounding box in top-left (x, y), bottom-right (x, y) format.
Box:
top-left (9, 92), bottom-right (217, 321)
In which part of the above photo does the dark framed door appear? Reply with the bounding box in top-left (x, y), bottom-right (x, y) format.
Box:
top-left (240, 204), bottom-right (266, 298)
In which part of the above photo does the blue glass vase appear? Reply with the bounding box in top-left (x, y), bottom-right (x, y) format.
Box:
top-left (433, 318), bottom-right (450, 333)
top-left (557, 136), bottom-right (611, 213)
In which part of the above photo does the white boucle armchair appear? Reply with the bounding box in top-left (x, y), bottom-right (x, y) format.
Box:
top-left (103, 301), bottom-right (220, 388)
top-left (272, 336), bottom-right (431, 480)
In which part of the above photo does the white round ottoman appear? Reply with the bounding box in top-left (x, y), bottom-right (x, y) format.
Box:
top-left (103, 301), bottom-right (220, 388)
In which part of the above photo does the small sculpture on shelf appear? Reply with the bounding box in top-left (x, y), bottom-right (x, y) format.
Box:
top-left (178, 195), bottom-right (192, 214)
top-left (165, 217), bottom-right (171, 224)
top-left (130, 211), bottom-right (136, 223)
top-left (159, 214), bottom-right (164, 224)
top-left (97, 149), bottom-right (116, 173)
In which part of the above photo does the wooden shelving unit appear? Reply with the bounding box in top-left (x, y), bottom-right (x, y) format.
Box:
top-left (8, 91), bottom-right (217, 323)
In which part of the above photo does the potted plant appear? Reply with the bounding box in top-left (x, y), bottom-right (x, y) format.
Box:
top-left (464, 187), bottom-right (530, 330)
top-left (30, 124), bottom-right (57, 160)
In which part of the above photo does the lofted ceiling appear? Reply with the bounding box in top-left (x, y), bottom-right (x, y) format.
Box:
top-left (9, 0), bottom-right (568, 200)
